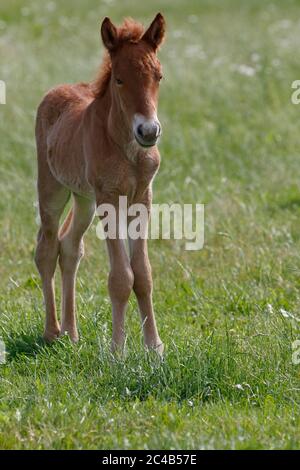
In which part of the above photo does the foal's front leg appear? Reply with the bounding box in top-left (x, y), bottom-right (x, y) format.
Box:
top-left (129, 236), bottom-right (164, 355)
top-left (106, 238), bottom-right (134, 352)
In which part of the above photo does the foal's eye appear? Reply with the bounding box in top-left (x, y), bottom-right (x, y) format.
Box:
top-left (157, 74), bottom-right (163, 82)
top-left (116, 78), bottom-right (123, 86)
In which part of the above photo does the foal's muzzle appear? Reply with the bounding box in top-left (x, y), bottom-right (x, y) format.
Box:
top-left (133, 115), bottom-right (162, 148)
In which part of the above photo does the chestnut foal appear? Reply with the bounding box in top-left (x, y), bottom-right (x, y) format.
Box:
top-left (35, 14), bottom-right (166, 354)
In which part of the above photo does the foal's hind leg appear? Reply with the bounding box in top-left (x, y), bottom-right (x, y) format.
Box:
top-left (35, 181), bottom-right (70, 342)
top-left (59, 194), bottom-right (95, 342)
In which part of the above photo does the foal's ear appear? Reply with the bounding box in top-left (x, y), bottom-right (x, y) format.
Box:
top-left (101, 17), bottom-right (118, 51)
top-left (142, 13), bottom-right (166, 51)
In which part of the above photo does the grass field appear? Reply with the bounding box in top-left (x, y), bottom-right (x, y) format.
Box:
top-left (1, 0), bottom-right (300, 449)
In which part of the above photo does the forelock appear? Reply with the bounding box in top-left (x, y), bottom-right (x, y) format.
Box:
top-left (117, 18), bottom-right (144, 44)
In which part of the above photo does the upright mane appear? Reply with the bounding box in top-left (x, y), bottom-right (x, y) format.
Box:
top-left (92, 18), bottom-right (145, 98)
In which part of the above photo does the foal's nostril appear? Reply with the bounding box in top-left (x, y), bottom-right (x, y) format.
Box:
top-left (144, 123), bottom-right (160, 140)
top-left (137, 124), bottom-right (144, 138)
top-left (134, 119), bottom-right (161, 146)
top-left (149, 123), bottom-right (160, 140)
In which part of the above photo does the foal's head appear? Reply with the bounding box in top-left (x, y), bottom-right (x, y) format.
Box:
top-left (100, 14), bottom-right (166, 148)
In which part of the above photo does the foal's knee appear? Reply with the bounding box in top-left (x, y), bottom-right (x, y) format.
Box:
top-left (131, 257), bottom-right (152, 297)
top-left (59, 236), bottom-right (84, 272)
top-left (108, 265), bottom-right (134, 304)
top-left (35, 229), bottom-right (59, 276)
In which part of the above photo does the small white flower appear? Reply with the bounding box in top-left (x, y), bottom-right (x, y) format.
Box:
top-left (46, 2), bottom-right (56, 12)
top-left (251, 53), bottom-right (260, 62)
top-left (212, 57), bottom-right (225, 67)
top-left (185, 45), bottom-right (206, 60)
top-left (233, 64), bottom-right (256, 77)
top-left (280, 309), bottom-right (290, 318)
top-left (0, 339), bottom-right (6, 364)
top-left (173, 30), bottom-right (184, 38)
top-left (21, 7), bottom-right (30, 16)
top-left (234, 384), bottom-right (244, 390)
top-left (280, 308), bottom-right (300, 322)
top-left (188, 15), bottom-right (198, 24)
top-left (267, 304), bottom-right (274, 314)
top-left (278, 19), bottom-right (292, 29)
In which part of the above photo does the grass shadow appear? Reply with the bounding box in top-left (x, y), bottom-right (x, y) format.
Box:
top-left (278, 196), bottom-right (300, 211)
top-left (5, 332), bottom-right (51, 361)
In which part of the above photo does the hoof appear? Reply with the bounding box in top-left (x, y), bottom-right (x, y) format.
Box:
top-left (43, 326), bottom-right (61, 343)
top-left (146, 341), bottom-right (164, 358)
top-left (111, 341), bottom-right (126, 358)
top-left (60, 328), bottom-right (79, 343)
top-left (154, 342), bottom-right (164, 357)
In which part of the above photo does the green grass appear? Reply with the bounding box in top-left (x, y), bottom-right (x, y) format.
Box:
top-left (1, 0), bottom-right (300, 449)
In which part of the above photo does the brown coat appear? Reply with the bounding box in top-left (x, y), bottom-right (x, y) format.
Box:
top-left (34, 14), bottom-right (166, 354)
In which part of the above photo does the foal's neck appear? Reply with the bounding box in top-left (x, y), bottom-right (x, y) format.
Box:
top-left (97, 83), bottom-right (129, 143)
top-left (93, 82), bottom-right (143, 162)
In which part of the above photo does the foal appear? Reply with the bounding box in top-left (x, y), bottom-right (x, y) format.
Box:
top-left (35, 14), bottom-right (166, 354)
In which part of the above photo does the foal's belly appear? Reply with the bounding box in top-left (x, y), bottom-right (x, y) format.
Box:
top-left (47, 149), bottom-right (94, 198)
top-left (47, 118), bottom-right (94, 198)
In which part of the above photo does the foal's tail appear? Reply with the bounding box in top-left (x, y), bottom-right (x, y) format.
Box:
top-left (59, 208), bottom-right (73, 240)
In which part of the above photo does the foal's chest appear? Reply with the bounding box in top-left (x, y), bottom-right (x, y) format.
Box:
top-left (118, 166), bottom-right (143, 203)
top-left (127, 173), bottom-right (138, 202)
top-left (114, 155), bottom-right (159, 202)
